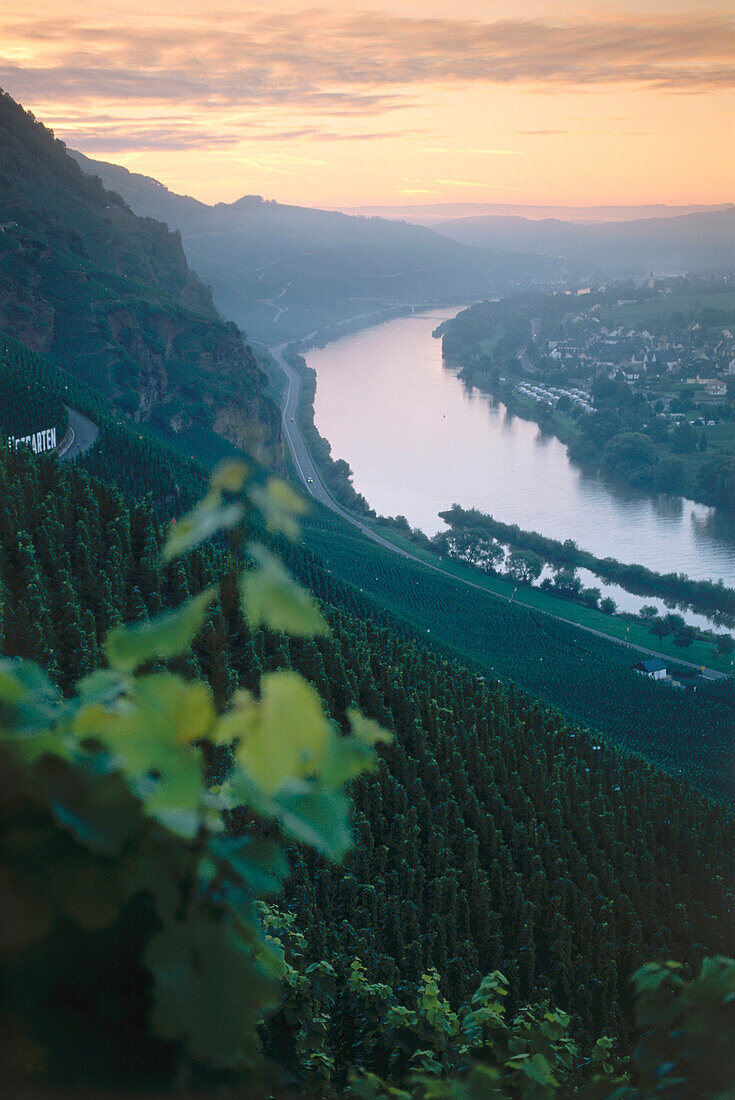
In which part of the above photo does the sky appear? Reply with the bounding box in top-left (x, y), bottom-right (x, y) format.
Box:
top-left (1, 0), bottom-right (734, 209)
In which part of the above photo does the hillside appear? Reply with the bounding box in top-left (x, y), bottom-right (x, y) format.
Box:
top-left (5, 327), bottom-right (733, 798)
top-left (1, 422), bottom-right (733, 1056)
top-left (0, 90), bottom-right (281, 466)
top-left (70, 151), bottom-right (573, 344)
top-left (431, 208), bottom-right (735, 277)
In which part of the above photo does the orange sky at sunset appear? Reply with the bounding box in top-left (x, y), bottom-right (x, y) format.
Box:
top-left (2, 0), bottom-right (734, 209)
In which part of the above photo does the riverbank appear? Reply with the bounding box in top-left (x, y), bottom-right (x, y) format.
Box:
top-left (439, 504), bottom-right (735, 622)
top-left (453, 359), bottom-right (735, 514)
top-left (438, 287), bottom-right (735, 514)
top-left (364, 517), bottom-right (733, 675)
top-left (271, 331), bottom-right (730, 677)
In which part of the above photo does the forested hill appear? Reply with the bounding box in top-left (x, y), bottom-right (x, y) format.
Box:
top-left (1, 341), bottom-right (735, 1062)
top-left (432, 207), bottom-right (735, 277)
top-left (70, 150), bottom-right (575, 344)
top-left (0, 90), bottom-right (281, 467)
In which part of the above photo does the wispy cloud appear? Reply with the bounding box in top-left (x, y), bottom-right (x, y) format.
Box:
top-left (423, 146), bottom-right (521, 154)
top-left (2, 8), bottom-right (734, 150)
top-left (436, 178), bottom-right (531, 192)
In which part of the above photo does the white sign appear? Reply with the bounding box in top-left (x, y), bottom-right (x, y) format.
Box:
top-left (8, 426), bottom-right (58, 454)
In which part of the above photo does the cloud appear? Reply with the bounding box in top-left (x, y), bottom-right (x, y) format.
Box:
top-left (60, 124), bottom-right (243, 151)
top-left (2, 7), bottom-right (734, 150)
top-left (45, 114), bottom-right (425, 152)
top-left (518, 129), bottom-right (569, 136)
top-left (436, 178), bottom-right (531, 192)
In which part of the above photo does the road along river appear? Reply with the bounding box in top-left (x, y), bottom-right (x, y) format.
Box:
top-left (305, 309), bottom-right (735, 590)
top-left (271, 338), bottom-right (727, 677)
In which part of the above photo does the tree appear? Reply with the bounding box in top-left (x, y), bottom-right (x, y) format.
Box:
top-left (673, 624), bottom-right (698, 649)
top-left (695, 455), bottom-right (735, 510)
top-left (551, 568), bottom-right (582, 599)
top-left (603, 432), bottom-right (658, 483)
top-left (581, 587), bottom-right (601, 609)
top-left (671, 422), bottom-right (698, 455)
top-left (650, 617), bottom-right (672, 640)
top-left (655, 457), bottom-right (685, 494)
top-left (506, 549), bottom-right (544, 585)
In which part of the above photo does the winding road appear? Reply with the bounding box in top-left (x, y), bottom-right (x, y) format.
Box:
top-left (59, 407), bottom-right (99, 462)
top-left (274, 343), bottom-right (417, 561)
top-left (271, 342), bottom-right (727, 681)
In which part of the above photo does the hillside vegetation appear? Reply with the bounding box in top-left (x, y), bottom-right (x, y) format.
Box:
top-left (1, 334), bottom-right (734, 1049)
top-left (2, 444), bottom-right (730, 1091)
top-left (0, 90), bottom-right (281, 466)
top-left (71, 151), bottom-right (572, 344)
top-left (1, 434), bottom-right (734, 1094)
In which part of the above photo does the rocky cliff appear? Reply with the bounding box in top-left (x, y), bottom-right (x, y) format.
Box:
top-left (0, 90), bottom-right (281, 468)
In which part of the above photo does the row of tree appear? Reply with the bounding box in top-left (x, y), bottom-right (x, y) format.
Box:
top-left (2, 441), bottom-right (734, 1057)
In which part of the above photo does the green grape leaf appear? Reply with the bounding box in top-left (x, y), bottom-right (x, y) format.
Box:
top-left (268, 783), bottom-right (353, 862)
top-left (248, 477), bottom-right (307, 540)
top-left (0, 658), bottom-right (61, 739)
top-left (162, 495), bottom-right (243, 561)
top-left (232, 670), bottom-right (330, 794)
top-left (319, 736), bottom-right (377, 789)
top-left (208, 836), bottom-right (290, 897)
top-left (104, 589), bottom-right (216, 672)
top-left (39, 757), bottom-right (142, 855)
top-left (241, 544), bottom-right (328, 637)
top-left (347, 708), bottom-right (393, 748)
top-left (145, 917), bottom-right (283, 1066)
top-left (75, 673), bottom-right (213, 837)
top-left (319, 709), bottom-right (392, 789)
top-left (76, 669), bottom-right (130, 709)
top-left (210, 459), bottom-right (249, 494)
top-left (507, 1052), bottom-right (559, 1087)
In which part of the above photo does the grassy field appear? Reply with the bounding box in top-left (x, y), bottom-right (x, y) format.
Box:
top-left (299, 501), bottom-right (735, 800)
top-left (598, 289), bottom-right (735, 328)
top-left (362, 519), bottom-right (733, 674)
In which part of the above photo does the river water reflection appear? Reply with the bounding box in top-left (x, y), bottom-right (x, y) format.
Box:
top-left (307, 308), bottom-right (735, 589)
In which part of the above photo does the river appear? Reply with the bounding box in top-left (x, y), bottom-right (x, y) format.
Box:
top-left (307, 308), bottom-right (735, 598)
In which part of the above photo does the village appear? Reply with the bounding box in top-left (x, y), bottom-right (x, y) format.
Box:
top-left (514, 277), bottom-right (735, 427)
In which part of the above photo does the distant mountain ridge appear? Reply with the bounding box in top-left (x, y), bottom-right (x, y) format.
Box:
top-left (70, 151), bottom-right (573, 344)
top-left (0, 90), bottom-right (281, 467)
top-left (341, 202), bottom-right (730, 225)
top-left (342, 201), bottom-right (734, 226)
top-left (430, 208), bottom-right (735, 277)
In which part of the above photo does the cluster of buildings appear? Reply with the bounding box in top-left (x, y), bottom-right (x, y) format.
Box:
top-left (516, 288), bottom-right (735, 418)
top-left (546, 322), bottom-right (734, 390)
top-left (516, 381), bottom-right (593, 412)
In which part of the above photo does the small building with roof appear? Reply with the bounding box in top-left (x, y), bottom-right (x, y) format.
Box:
top-left (633, 658), bottom-right (667, 680)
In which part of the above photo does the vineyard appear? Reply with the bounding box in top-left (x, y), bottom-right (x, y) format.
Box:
top-left (301, 504), bottom-right (735, 801)
top-left (0, 334), bottom-right (69, 442)
top-left (1, 440), bottom-right (734, 1064)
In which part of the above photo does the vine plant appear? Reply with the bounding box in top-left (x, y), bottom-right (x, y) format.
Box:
top-left (0, 461), bottom-right (390, 1089)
